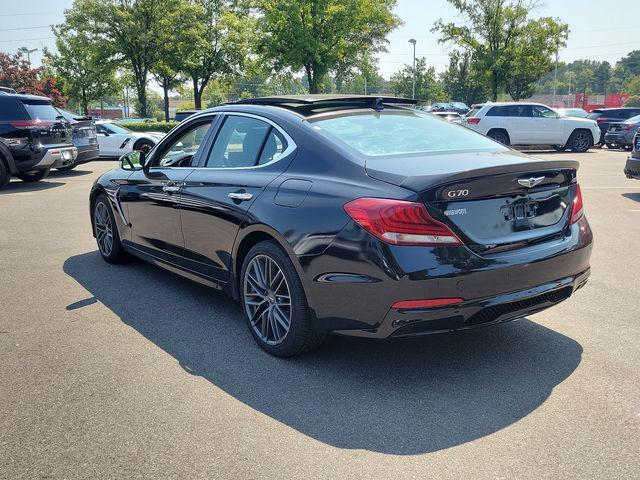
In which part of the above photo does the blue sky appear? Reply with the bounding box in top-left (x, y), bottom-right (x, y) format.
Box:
top-left (1, 0), bottom-right (639, 80)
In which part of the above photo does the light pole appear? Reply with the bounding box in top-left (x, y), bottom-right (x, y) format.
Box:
top-left (408, 39), bottom-right (417, 100)
top-left (19, 47), bottom-right (38, 67)
top-left (552, 45), bottom-right (559, 107)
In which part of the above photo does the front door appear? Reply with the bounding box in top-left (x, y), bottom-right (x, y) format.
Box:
top-left (180, 113), bottom-right (294, 282)
top-left (531, 105), bottom-right (564, 144)
top-left (121, 119), bottom-right (214, 265)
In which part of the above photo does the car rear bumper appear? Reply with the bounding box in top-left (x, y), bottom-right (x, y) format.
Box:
top-left (74, 145), bottom-right (100, 164)
top-left (299, 216), bottom-right (593, 338)
top-left (625, 156), bottom-right (640, 179)
top-left (604, 132), bottom-right (634, 146)
top-left (46, 146), bottom-right (79, 168)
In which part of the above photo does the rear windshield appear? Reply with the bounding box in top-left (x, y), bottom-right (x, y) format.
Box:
top-left (23, 102), bottom-right (62, 122)
top-left (311, 111), bottom-right (505, 157)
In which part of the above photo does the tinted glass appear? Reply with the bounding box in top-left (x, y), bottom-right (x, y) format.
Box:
top-left (22, 102), bottom-right (62, 122)
top-left (205, 116), bottom-right (271, 168)
top-left (625, 115), bottom-right (640, 123)
top-left (312, 111), bottom-right (505, 157)
top-left (486, 106), bottom-right (504, 116)
top-left (0, 98), bottom-right (27, 121)
top-left (257, 129), bottom-right (286, 165)
top-left (157, 121), bottom-right (212, 166)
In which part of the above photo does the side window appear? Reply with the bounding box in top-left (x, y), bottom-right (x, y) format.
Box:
top-left (487, 106), bottom-right (506, 117)
top-left (532, 106), bottom-right (557, 118)
top-left (507, 105), bottom-right (531, 117)
top-left (96, 124), bottom-right (108, 135)
top-left (257, 129), bottom-right (287, 165)
top-left (155, 121), bottom-right (212, 167)
top-left (205, 115), bottom-right (272, 168)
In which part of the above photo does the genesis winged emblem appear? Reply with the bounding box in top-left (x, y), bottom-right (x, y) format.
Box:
top-left (518, 176), bottom-right (546, 188)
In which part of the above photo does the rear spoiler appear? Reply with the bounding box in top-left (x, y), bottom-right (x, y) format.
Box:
top-left (400, 159), bottom-right (580, 195)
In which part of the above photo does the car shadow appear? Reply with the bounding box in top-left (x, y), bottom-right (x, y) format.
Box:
top-left (49, 169), bottom-right (94, 178)
top-left (63, 251), bottom-right (583, 455)
top-left (0, 180), bottom-right (65, 194)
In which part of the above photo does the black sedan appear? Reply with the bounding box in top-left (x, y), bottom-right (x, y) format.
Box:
top-left (89, 95), bottom-right (593, 357)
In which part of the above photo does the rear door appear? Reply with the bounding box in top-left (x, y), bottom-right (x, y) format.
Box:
top-left (19, 99), bottom-right (72, 148)
top-left (179, 113), bottom-right (295, 282)
top-left (486, 105), bottom-right (532, 144)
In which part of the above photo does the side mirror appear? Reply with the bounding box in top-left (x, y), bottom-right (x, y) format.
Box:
top-left (120, 150), bottom-right (147, 171)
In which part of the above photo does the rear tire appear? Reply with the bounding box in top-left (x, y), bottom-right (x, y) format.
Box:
top-left (0, 156), bottom-right (10, 189)
top-left (606, 142), bottom-right (619, 150)
top-left (92, 194), bottom-right (128, 264)
top-left (16, 168), bottom-right (50, 182)
top-left (568, 130), bottom-right (593, 153)
top-left (487, 129), bottom-right (510, 146)
top-left (240, 240), bottom-right (327, 357)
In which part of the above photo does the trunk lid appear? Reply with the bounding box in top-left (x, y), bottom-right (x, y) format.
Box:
top-left (366, 150), bottom-right (578, 254)
top-left (20, 99), bottom-right (73, 148)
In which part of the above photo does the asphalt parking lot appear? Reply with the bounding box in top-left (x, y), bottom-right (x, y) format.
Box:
top-left (1, 149), bottom-right (639, 479)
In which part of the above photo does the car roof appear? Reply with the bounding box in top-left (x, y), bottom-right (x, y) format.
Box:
top-left (229, 95), bottom-right (417, 118)
top-left (0, 92), bottom-right (52, 103)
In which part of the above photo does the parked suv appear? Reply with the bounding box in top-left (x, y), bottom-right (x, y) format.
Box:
top-left (0, 92), bottom-right (77, 188)
top-left (465, 102), bottom-right (600, 152)
top-left (587, 108), bottom-right (640, 147)
top-left (58, 109), bottom-right (99, 170)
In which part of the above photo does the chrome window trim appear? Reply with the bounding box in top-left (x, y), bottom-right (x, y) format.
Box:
top-left (198, 111), bottom-right (297, 170)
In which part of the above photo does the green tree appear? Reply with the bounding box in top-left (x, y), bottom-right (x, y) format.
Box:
top-left (255, 0), bottom-right (400, 93)
top-left (44, 25), bottom-right (119, 114)
top-left (151, 2), bottom-right (201, 120)
top-left (64, 0), bottom-right (188, 118)
top-left (389, 58), bottom-right (445, 104)
top-left (441, 50), bottom-right (487, 104)
top-left (619, 50), bottom-right (640, 77)
top-left (504, 17), bottom-right (568, 100)
top-left (184, 0), bottom-right (249, 109)
top-left (433, 0), bottom-right (568, 101)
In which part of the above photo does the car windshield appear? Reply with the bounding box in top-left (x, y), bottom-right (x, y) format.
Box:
top-left (103, 123), bottom-right (132, 134)
top-left (311, 110), bottom-right (506, 157)
top-left (625, 115), bottom-right (640, 124)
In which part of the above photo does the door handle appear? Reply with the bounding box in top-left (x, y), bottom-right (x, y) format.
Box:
top-left (228, 191), bottom-right (253, 201)
top-left (162, 182), bottom-right (183, 193)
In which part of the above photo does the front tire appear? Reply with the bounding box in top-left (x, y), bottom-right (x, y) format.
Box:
top-left (241, 240), bottom-right (326, 357)
top-left (16, 168), bottom-right (50, 182)
top-left (553, 145), bottom-right (566, 152)
top-left (568, 130), bottom-right (593, 153)
top-left (92, 194), bottom-right (128, 264)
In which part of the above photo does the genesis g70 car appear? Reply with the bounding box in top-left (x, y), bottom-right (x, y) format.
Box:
top-left (89, 95), bottom-right (592, 356)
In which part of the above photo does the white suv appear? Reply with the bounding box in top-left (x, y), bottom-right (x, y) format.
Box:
top-left (465, 102), bottom-right (600, 152)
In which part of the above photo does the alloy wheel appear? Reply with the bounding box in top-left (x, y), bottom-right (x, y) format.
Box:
top-left (573, 133), bottom-right (590, 151)
top-left (243, 254), bottom-right (292, 345)
top-left (94, 202), bottom-right (114, 257)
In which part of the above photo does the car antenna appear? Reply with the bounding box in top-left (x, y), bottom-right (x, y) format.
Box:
top-left (373, 98), bottom-right (384, 112)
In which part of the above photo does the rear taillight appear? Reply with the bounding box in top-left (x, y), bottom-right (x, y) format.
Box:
top-left (466, 117), bottom-right (481, 124)
top-left (570, 184), bottom-right (584, 225)
top-left (9, 120), bottom-right (54, 127)
top-left (344, 198), bottom-right (462, 246)
top-left (622, 124), bottom-right (634, 130)
top-left (596, 118), bottom-right (609, 123)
